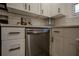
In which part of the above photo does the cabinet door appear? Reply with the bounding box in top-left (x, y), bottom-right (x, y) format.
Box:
top-left (52, 28), bottom-right (77, 56)
top-left (7, 3), bottom-right (25, 11)
top-left (58, 3), bottom-right (68, 15)
top-left (24, 3), bottom-right (30, 12)
top-left (29, 3), bottom-right (40, 15)
top-left (40, 3), bottom-right (50, 17)
top-left (52, 28), bottom-right (64, 56)
top-left (63, 28), bottom-right (77, 56)
top-left (2, 39), bottom-right (25, 56)
top-left (50, 3), bottom-right (59, 17)
top-left (50, 3), bottom-right (68, 17)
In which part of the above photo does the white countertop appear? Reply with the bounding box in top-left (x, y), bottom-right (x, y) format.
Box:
top-left (0, 24), bottom-right (52, 29)
top-left (54, 25), bottom-right (79, 28)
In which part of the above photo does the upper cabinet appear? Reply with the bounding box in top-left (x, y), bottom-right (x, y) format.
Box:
top-left (50, 3), bottom-right (67, 18)
top-left (50, 3), bottom-right (59, 17)
top-left (40, 3), bottom-right (51, 17)
top-left (28, 3), bottom-right (40, 15)
top-left (7, 3), bottom-right (25, 11)
top-left (7, 3), bottom-right (68, 18)
top-left (7, 3), bottom-right (51, 17)
top-left (7, 3), bottom-right (41, 15)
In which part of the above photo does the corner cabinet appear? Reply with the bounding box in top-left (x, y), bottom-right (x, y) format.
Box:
top-left (50, 3), bottom-right (67, 18)
top-left (40, 3), bottom-right (51, 17)
top-left (51, 27), bottom-right (79, 56)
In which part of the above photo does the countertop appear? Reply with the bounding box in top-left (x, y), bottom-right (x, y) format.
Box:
top-left (1, 24), bottom-right (79, 28)
top-left (54, 25), bottom-right (79, 28)
top-left (0, 24), bottom-right (52, 29)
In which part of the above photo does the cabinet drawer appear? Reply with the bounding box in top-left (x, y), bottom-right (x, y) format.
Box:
top-left (1, 27), bottom-right (25, 40)
top-left (2, 39), bottom-right (25, 56)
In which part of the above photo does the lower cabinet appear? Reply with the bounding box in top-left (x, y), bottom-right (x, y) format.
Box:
top-left (52, 27), bottom-right (79, 56)
top-left (52, 28), bottom-right (64, 56)
top-left (1, 27), bottom-right (25, 56)
top-left (2, 39), bottom-right (25, 56)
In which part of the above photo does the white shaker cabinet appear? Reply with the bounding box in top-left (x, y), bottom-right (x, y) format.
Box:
top-left (52, 28), bottom-right (64, 56)
top-left (1, 27), bottom-right (25, 56)
top-left (7, 3), bottom-right (25, 11)
top-left (50, 3), bottom-right (68, 17)
top-left (51, 27), bottom-right (79, 56)
top-left (7, 3), bottom-right (32, 12)
top-left (7, 3), bottom-right (41, 15)
top-left (40, 3), bottom-right (51, 17)
top-left (50, 3), bottom-right (59, 17)
top-left (28, 3), bottom-right (40, 15)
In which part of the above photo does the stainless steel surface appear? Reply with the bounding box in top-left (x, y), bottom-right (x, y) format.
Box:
top-left (27, 35), bottom-right (31, 56)
top-left (25, 28), bottom-right (50, 56)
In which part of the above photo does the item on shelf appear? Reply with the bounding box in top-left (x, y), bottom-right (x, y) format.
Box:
top-left (21, 17), bottom-right (26, 25)
top-left (21, 17), bottom-right (32, 26)
top-left (0, 3), bottom-right (7, 11)
top-left (0, 15), bottom-right (8, 24)
top-left (17, 22), bottom-right (21, 25)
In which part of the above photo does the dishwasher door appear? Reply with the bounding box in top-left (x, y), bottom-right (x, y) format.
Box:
top-left (25, 29), bottom-right (50, 56)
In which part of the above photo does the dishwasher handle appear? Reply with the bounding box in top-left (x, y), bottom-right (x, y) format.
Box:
top-left (51, 37), bottom-right (53, 42)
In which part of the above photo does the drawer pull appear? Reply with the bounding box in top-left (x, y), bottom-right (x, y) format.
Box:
top-left (51, 37), bottom-right (53, 42)
top-left (8, 32), bottom-right (20, 34)
top-left (54, 31), bottom-right (60, 33)
top-left (9, 47), bottom-right (20, 52)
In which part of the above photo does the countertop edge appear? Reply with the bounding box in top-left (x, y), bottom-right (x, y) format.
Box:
top-left (0, 24), bottom-right (52, 29)
top-left (53, 25), bottom-right (79, 28)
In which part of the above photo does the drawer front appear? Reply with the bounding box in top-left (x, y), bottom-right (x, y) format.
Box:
top-left (2, 39), bottom-right (25, 56)
top-left (1, 27), bottom-right (25, 40)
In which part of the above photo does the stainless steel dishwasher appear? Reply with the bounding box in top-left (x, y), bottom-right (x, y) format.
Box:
top-left (25, 28), bottom-right (50, 56)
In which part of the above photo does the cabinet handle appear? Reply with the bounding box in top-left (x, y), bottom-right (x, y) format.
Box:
top-left (8, 32), bottom-right (20, 34)
top-left (9, 47), bottom-right (20, 52)
top-left (54, 31), bottom-right (60, 33)
top-left (28, 5), bottom-right (30, 11)
top-left (41, 10), bottom-right (43, 14)
top-left (25, 4), bottom-right (27, 9)
top-left (51, 37), bottom-right (53, 42)
top-left (58, 8), bottom-right (60, 13)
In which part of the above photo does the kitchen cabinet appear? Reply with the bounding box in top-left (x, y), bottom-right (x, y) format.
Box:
top-left (7, 3), bottom-right (40, 15)
top-left (7, 3), bottom-right (31, 12)
top-left (7, 3), bottom-right (25, 11)
top-left (62, 28), bottom-right (79, 56)
top-left (50, 3), bottom-right (67, 17)
top-left (52, 28), bottom-right (64, 56)
top-left (51, 27), bottom-right (79, 56)
top-left (28, 3), bottom-right (40, 15)
top-left (1, 27), bottom-right (25, 56)
top-left (40, 3), bottom-right (50, 17)
top-left (7, 3), bottom-right (51, 17)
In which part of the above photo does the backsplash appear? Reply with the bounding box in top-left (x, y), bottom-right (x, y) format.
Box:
top-left (54, 16), bottom-right (79, 26)
top-left (0, 10), bottom-right (48, 26)
top-left (53, 3), bottom-right (79, 26)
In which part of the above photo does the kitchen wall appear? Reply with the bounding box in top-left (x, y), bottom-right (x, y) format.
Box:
top-left (53, 3), bottom-right (79, 26)
top-left (0, 10), bottom-right (48, 26)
